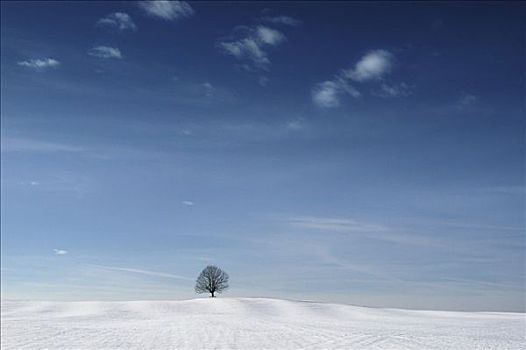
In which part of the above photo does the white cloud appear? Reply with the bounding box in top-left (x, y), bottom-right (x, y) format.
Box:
top-left (256, 26), bottom-right (285, 45)
top-left (97, 12), bottom-right (137, 32)
top-left (219, 38), bottom-right (270, 69)
top-left (312, 49), bottom-right (398, 108)
top-left (53, 249), bottom-right (68, 255)
top-left (312, 80), bottom-right (360, 108)
top-left (17, 58), bottom-right (60, 70)
top-left (88, 46), bottom-right (122, 59)
top-left (137, 0), bottom-right (194, 21)
top-left (312, 81), bottom-right (342, 108)
top-left (262, 15), bottom-right (301, 26)
top-left (345, 50), bottom-right (394, 82)
top-left (30, 181), bottom-right (40, 186)
top-left (182, 200), bottom-right (195, 206)
top-left (218, 25), bottom-right (286, 71)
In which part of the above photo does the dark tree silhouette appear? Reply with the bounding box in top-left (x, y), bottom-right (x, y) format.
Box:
top-left (195, 265), bottom-right (229, 297)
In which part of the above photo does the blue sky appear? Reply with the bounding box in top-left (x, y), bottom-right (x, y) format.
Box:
top-left (1, 1), bottom-right (524, 312)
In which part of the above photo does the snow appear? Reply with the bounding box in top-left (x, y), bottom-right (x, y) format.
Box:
top-left (1, 298), bottom-right (524, 349)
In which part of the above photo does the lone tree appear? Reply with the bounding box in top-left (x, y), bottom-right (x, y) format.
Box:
top-left (195, 265), bottom-right (229, 297)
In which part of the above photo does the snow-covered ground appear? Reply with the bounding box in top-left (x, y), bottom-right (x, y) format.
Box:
top-left (1, 298), bottom-right (524, 349)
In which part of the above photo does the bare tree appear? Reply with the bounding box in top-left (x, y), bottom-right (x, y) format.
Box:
top-left (195, 265), bottom-right (229, 297)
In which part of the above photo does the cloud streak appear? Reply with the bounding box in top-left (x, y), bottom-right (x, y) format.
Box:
top-left (53, 249), bottom-right (68, 255)
top-left (288, 216), bottom-right (388, 233)
top-left (88, 46), bottom-right (122, 59)
top-left (90, 265), bottom-right (193, 281)
top-left (262, 15), bottom-right (301, 26)
top-left (97, 12), bottom-right (137, 32)
top-left (1, 137), bottom-right (84, 153)
top-left (286, 216), bottom-right (441, 247)
top-left (377, 82), bottom-right (412, 97)
top-left (17, 58), bottom-right (60, 70)
top-left (137, 1), bottom-right (194, 21)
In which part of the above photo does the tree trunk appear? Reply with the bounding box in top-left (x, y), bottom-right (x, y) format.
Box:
top-left (211, 291), bottom-right (215, 297)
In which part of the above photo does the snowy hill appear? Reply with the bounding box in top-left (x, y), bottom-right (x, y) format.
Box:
top-left (1, 298), bottom-right (524, 349)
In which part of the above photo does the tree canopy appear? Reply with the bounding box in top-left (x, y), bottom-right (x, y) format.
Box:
top-left (195, 265), bottom-right (229, 297)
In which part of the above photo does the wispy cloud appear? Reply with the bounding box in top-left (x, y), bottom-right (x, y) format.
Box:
top-left (217, 25), bottom-right (289, 71)
top-left (288, 216), bottom-right (388, 233)
top-left (202, 82), bottom-right (213, 97)
top-left (53, 249), bottom-right (68, 255)
top-left (437, 221), bottom-right (524, 232)
top-left (42, 173), bottom-right (94, 198)
top-left (262, 15), bottom-right (301, 26)
top-left (90, 264), bottom-right (193, 280)
top-left (258, 76), bottom-right (269, 86)
top-left (377, 82), bottom-right (412, 97)
top-left (1, 137), bottom-right (83, 153)
top-left (137, 0), bottom-right (194, 21)
top-left (16, 180), bottom-right (40, 187)
top-left (458, 93), bottom-right (478, 106)
top-left (312, 80), bottom-right (361, 108)
top-left (312, 49), bottom-right (399, 108)
top-left (286, 119), bottom-right (304, 131)
top-left (285, 216), bottom-right (441, 247)
top-left (88, 46), bottom-right (122, 59)
top-left (312, 81), bottom-right (342, 108)
top-left (480, 185), bottom-right (525, 196)
top-left (17, 58), bottom-right (60, 70)
top-left (182, 200), bottom-right (195, 206)
top-left (96, 12), bottom-right (137, 32)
